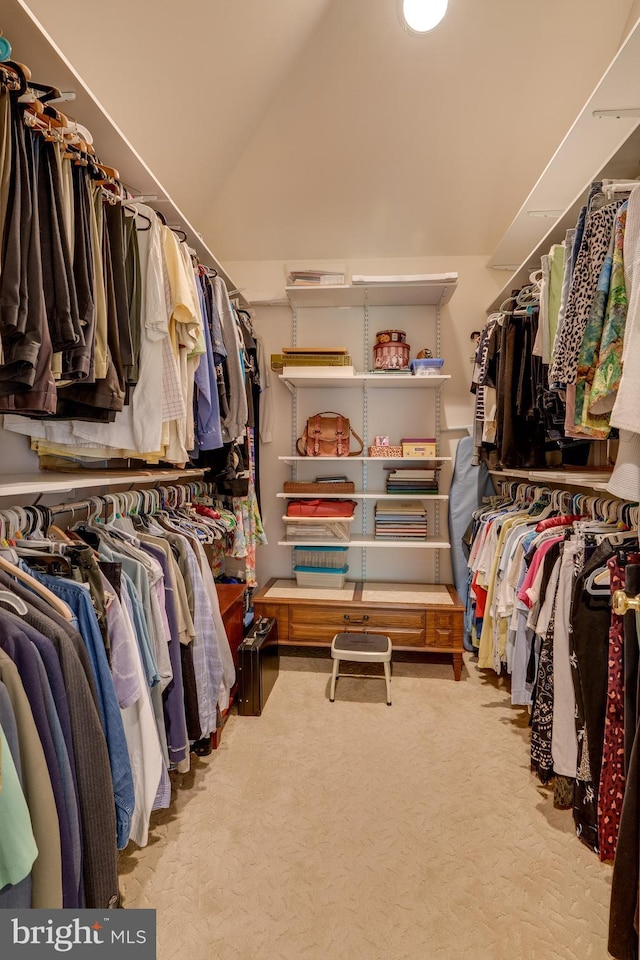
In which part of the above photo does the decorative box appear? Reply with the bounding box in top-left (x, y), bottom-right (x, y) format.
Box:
top-left (375, 329), bottom-right (407, 345)
top-left (373, 341), bottom-right (410, 369)
top-left (402, 439), bottom-right (437, 457)
top-left (368, 445), bottom-right (404, 458)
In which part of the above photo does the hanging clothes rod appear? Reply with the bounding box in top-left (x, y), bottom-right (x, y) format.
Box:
top-left (495, 478), bottom-right (639, 527)
top-left (46, 481), bottom-right (214, 518)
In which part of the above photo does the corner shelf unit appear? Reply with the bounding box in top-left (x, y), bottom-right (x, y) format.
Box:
top-left (279, 277), bottom-right (457, 580)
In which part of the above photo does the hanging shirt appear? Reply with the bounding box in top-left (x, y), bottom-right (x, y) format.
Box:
top-left (0, 716), bottom-right (38, 891)
top-left (30, 572), bottom-right (135, 851)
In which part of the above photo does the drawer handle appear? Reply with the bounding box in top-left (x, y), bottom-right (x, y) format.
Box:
top-left (344, 614), bottom-right (369, 624)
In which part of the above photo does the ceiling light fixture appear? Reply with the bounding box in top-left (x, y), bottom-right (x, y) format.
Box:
top-left (399, 0), bottom-right (448, 34)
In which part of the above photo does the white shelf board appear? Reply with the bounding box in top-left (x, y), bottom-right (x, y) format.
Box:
top-left (279, 373), bottom-right (449, 389)
top-left (278, 536), bottom-right (451, 549)
top-left (486, 15), bottom-right (640, 312)
top-left (489, 468), bottom-right (613, 493)
top-left (285, 281), bottom-right (456, 308)
top-left (5, 1), bottom-right (247, 306)
top-left (279, 456), bottom-right (452, 463)
top-left (277, 492), bottom-right (448, 500)
top-left (0, 468), bottom-right (205, 499)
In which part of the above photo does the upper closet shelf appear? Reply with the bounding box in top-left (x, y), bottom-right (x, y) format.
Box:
top-left (0, 468), bottom-right (205, 500)
top-left (486, 13), bottom-right (640, 313)
top-left (279, 456), bottom-right (452, 463)
top-left (4, 0), bottom-right (247, 307)
top-left (286, 279), bottom-right (457, 308)
top-left (489, 468), bottom-right (613, 494)
top-left (279, 373), bottom-right (450, 390)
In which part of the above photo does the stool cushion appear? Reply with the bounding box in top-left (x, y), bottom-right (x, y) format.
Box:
top-left (332, 632), bottom-right (390, 654)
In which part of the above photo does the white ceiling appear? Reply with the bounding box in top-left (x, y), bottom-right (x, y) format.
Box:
top-left (13, 0), bottom-right (640, 264)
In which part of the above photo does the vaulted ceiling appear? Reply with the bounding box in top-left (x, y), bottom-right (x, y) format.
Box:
top-left (12, 0), bottom-right (640, 264)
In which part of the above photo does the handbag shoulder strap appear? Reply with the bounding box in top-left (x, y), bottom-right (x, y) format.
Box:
top-left (348, 426), bottom-right (364, 456)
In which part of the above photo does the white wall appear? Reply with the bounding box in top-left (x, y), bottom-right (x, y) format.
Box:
top-left (226, 256), bottom-right (504, 587)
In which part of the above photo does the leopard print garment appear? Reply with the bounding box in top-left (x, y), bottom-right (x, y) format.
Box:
top-left (550, 200), bottom-right (623, 388)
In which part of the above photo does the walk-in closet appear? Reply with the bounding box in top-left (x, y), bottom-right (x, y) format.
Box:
top-left (2, 2), bottom-right (640, 959)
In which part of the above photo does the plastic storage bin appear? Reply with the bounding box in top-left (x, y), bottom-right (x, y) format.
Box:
top-left (294, 565), bottom-right (349, 588)
top-left (293, 546), bottom-right (349, 568)
top-left (282, 515), bottom-right (355, 542)
top-left (410, 358), bottom-right (445, 376)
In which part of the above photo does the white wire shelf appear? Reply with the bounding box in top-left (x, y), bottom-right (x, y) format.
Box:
top-left (277, 492), bottom-right (448, 500)
top-left (279, 373), bottom-right (449, 390)
top-left (279, 456), bottom-right (452, 463)
top-left (285, 280), bottom-right (457, 308)
top-left (0, 468), bottom-right (206, 500)
top-left (278, 536), bottom-right (451, 549)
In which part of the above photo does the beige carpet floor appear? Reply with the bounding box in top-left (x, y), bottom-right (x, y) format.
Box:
top-left (119, 654), bottom-right (613, 960)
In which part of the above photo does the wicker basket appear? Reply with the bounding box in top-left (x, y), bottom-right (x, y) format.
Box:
top-left (283, 481), bottom-right (355, 494)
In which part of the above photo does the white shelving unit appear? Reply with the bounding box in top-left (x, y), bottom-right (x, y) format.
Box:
top-left (277, 535), bottom-right (451, 549)
top-left (277, 492), bottom-right (449, 501)
top-left (278, 456), bottom-right (452, 463)
top-left (279, 372), bottom-right (450, 391)
top-left (286, 280), bottom-right (457, 308)
top-left (279, 277), bottom-right (457, 581)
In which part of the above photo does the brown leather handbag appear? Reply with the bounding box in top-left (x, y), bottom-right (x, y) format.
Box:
top-left (296, 411), bottom-right (364, 457)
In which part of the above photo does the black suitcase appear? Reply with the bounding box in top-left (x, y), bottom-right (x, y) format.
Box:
top-left (237, 617), bottom-right (279, 716)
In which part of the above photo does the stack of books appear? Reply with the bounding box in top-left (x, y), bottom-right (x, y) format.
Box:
top-left (288, 269), bottom-right (346, 286)
top-left (271, 347), bottom-right (352, 371)
top-left (385, 467), bottom-right (439, 495)
top-left (315, 474), bottom-right (349, 484)
top-left (374, 501), bottom-right (428, 540)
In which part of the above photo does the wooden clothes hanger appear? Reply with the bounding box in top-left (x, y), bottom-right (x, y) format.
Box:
top-left (0, 555), bottom-right (73, 621)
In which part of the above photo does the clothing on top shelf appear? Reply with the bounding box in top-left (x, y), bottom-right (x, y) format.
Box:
top-left (0, 65), bottom-right (264, 491)
top-left (473, 181), bottom-right (640, 484)
top-left (0, 483), bottom-right (239, 910)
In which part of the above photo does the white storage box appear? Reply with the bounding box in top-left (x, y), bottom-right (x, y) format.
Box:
top-left (294, 565), bottom-right (349, 588)
top-left (282, 515), bottom-right (355, 542)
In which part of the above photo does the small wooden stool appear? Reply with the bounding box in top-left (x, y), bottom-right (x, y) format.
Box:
top-left (330, 632), bottom-right (392, 705)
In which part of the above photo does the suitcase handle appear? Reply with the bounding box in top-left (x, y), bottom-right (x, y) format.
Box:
top-left (343, 614), bottom-right (369, 625)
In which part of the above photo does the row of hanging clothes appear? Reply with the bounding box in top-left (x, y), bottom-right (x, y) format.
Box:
top-left (464, 480), bottom-right (640, 960)
top-left (0, 481), bottom-right (242, 912)
top-left (0, 57), bottom-right (274, 502)
top-left (472, 179), bottom-right (640, 500)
